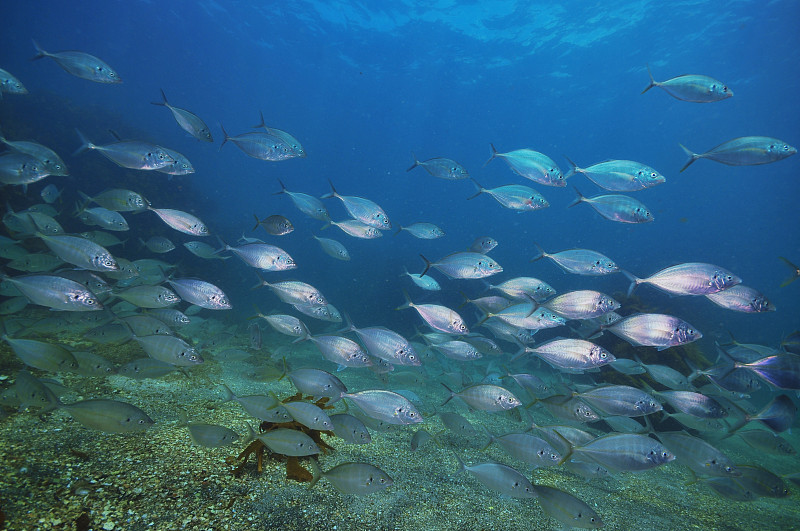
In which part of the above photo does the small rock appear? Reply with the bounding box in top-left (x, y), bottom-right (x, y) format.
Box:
top-left (102, 521), bottom-right (115, 530)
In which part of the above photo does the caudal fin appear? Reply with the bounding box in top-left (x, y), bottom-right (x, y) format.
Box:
top-left (678, 144), bottom-right (700, 172)
top-left (30, 39), bottom-right (48, 60)
top-left (641, 64), bottom-right (657, 94)
top-left (320, 178), bottom-right (337, 199)
top-left (252, 214), bottom-right (262, 232)
top-left (419, 254), bottom-right (433, 277)
top-left (219, 123), bottom-right (230, 150)
top-left (567, 185), bottom-right (585, 208)
top-left (151, 88), bottom-right (168, 106)
top-left (621, 269), bottom-right (643, 297)
top-left (483, 143), bottom-right (500, 168)
top-left (563, 155), bottom-right (581, 179)
top-left (252, 110), bottom-right (267, 130)
top-left (778, 256), bottom-right (800, 287)
top-left (466, 178), bottom-right (484, 200)
top-left (72, 129), bottom-right (94, 156)
top-left (530, 242), bottom-right (546, 262)
top-left (406, 152), bottom-right (421, 172)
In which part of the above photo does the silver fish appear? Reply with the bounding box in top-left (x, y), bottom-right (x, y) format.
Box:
top-left (14, 370), bottom-right (57, 411)
top-left (571, 433), bottom-right (675, 472)
top-left (252, 276), bottom-right (325, 306)
top-left (131, 334), bottom-right (203, 366)
top-left (309, 460), bottom-right (392, 495)
top-left (407, 152), bottom-right (468, 180)
top-left (401, 267), bottom-right (440, 291)
top-left (58, 399), bottom-right (155, 433)
top-left (220, 125), bottom-right (298, 161)
top-left (680, 136), bottom-right (796, 172)
top-left (569, 187), bottom-right (653, 223)
top-left (221, 385), bottom-right (289, 422)
top-left (140, 236), bottom-right (175, 253)
top-left (642, 64), bottom-right (733, 102)
top-left (397, 293), bottom-right (468, 335)
top-left (655, 431), bottom-right (738, 477)
top-left (218, 240), bottom-right (296, 270)
top-left (1, 273), bottom-right (103, 311)
top-left (565, 157), bottom-right (666, 191)
top-left (467, 180), bottom-right (549, 211)
top-left (286, 368), bottom-right (347, 402)
top-left (531, 243), bottom-right (618, 275)
top-left (322, 180), bottom-right (391, 229)
top-left (186, 423), bottom-right (239, 447)
top-left (114, 285), bottom-right (180, 308)
top-left (275, 180), bottom-right (331, 221)
top-left (469, 236), bottom-right (498, 254)
top-left (77, 205), bottom-right (129, 232)
top-left (74, 130), bottom-right (173, 170)
top-left (34, 232), bottom-right (117, 272)
top-left (657, 390), bottom-right (727, 419)
top-left (32, 41), bottom-right (121, 83)
top-left (117, 358), bottom-right (178, 379)
top-left (40, 184), bottom-right (61, 203)
top-left (183, 241), bottom-right (229, 260)
top-left (121, 315), bottom-right (173, 337)
top-left (256, 312), bottom-right (310, 339)
top-left (433, 340), bottom-right (482, 361)
top-left (394, 222), bottom-right (445, 239)
top-left (575, 385), bottom-right (661, 417)
top-left (2, 336), bottom-right (79, 372)
top-left (625, 263), bottom-right (741, 297)
top-left (0, 127), bottom-right (66, 176)
top-left (343, 320), bottom-right (421, 366)
top-left (7, 253), bottom-right (63, 272)
top-left (483, 429), bottom-right (562, 467)
top-left (519, 338), bottom-right (615, 370)
top-left (341, 389), bottom-right (422, 425)
top-left (543, 290), bottom-right (620, 320)
top-left (313, 235), bottom-right (350, 261)
top-left (147, 308), bottom-right (190, 327)
top-left (306, 335), bottom-right (372, 368)
top-left (705, 285), bottom-right (775, 313)
top-left (155, 146), bottom-right (194, 176)
top-left (252, 112), bottom-right (305, 158)
top-left (485, 144), bottom-right (565, 187)
top-left (454, 455), bottom-right (536, 498)
top-left (327, 219), bottom-right (382, 239)
top-left (0, 68), bottom-right (27, 95)
top-left (167, 278), bottom-right (231, 310)
top-left (82, 189), bottom-right (149, 212)
top-left (441, 383), bottom-right (520, 411)
top-left (329, 414), bottom-right (370, 444)
top-left (256, 428), bottom-right (321, 456)
top-left (421, 252), bottom-right (502, 279)
top-left (0, 152), bottom-right (49, 185)
top-left (26, 211), bottom-right (63, 235)
top-left (535, 486), bottom-right (604, 529)
top-left (151, 89), bottom-right (212, 142)
top-left (280, 399), bottom-right (333, 431)
top-left (489, 276), bottom-right (555, 301)
top-left (607, 313), bottom-right (702, 350)
top-left (148, 206), bottom-right (209, 236)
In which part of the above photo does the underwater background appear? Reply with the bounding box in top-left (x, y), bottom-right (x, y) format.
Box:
top-left (1, 1), bottom-right (799, 530)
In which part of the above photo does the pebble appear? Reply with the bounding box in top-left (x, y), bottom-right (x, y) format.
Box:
top-left (103, 521), bottom-right (115, 530)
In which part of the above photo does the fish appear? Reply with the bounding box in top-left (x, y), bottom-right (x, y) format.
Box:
top-left (489, 276), bottom-right (555, 302)
top-left (36, 232), bottom-right (118, 272)
top-left (341, 390), bottom-right (422, 425)
top-left (724, 354), bottom-right (800, 390)
top-left (531, 243), bottom-right (618, 276)
top-left (183, 241), bottom-right (230, 260)
top-left (642, 64), bottom-right (733, 102)
top-left (329, 414), bottom-right (371, 444)
top-left (737, 430), bottom-right (795, 456)
top-left (274, 180), bottom-right (331, 221)
top-left (569, 433), bottom-right (675, 472)
top-left (680, 136), bottom-right (796, 172)
top-left (396, 292), bottom-right (468, 335)
top-left (309, 459), bottom-right (392, 495)
top-left (167, 278), bottom-right (231, 310)
top-left (154, 147), bottom-right (194, 176)
top-left (279, 398), bottom-right (333, 431)
top-left (13, 370), bottom-right (58, 411)
top-left (252, 214), bottom-right (294, 236)
top-left (252, 112), bottom-right (306, 157)
top-left (341, 318), bottom-right (421, 366)
top-left (117, 358), bottom-right (178, 380)
top-left (394, 223), bottom-right (445, 239)
top-left (704, 285), bottom-right (775, 313)
top-left (57, 399), bottom-right (155, 433)
top-left (0, 126), bottom-right (67, 176)
top-left (285, 367), bottom-right (347, 403)
top-left (148, 206), bottom-right (209, 236)
top-left (574, 385), bottom-right (661, 417)
top-left (542, 290), bottom-right (620, 320)
top-left (312, 235), bottom-right (350, 261)
top-left (564, 157), bottom-right (666, 191)
top-left (656, 390), bottom-right (727, 419)
top-left (139, 236), bottom-right (175, 254)
top-left (184, 422), bottom-right (239, 447)
top-left (113, 285), bottom-right (180, 308)
top-left (484, 144), bottom-right (565, 187)
top-left (129, 334), bottom-right (203, 367)
top-left (655, 431), bottom-right (739, 477)
top-left (420, 252), bottom-right (502, 279)
top-left (406, 152), bottom-right (468, 180)
top-left (220, 125), bottom-right (299, 161)
top-left (401, 267), bottom-right (440, 291)
top-left (74, 130), bottom-right (174, 170)
top-left (40, 184), bottom-right (61, 203)
top-left (624, 263), bottom-right (741, 297)
top-left (76, 205), bottom-right (129, 232)
top-left (467, 180), bottom-right (549, 211)
top-left (321, 180), bottom-right (391, 229)
top-left (304, 335), bottom-right (373, 368)
top-left (1, 336), bottom-right (79, 372)
top-left (121, 315), bottom-right (173, 337)
top-left (7, 254), bottom-right (64, 273)
top-left (778, 257), bottom-right (799, 287)
top-left (0, 68), bottom-right (28, 95)
top-left (606, 313), bottom-right (702, 350)
top-left (433, 340), bottom-right (482, 361)
top-left (635, 358), bottom-right (692, 390)
top-left (453, 454), bottom-right (536, 498)
top-left (517, 338), bottom-right (615, 371)
top-left (534, 485), bottom-right (604, 529)
top-left (441, 383), bottom-right (521, 412)
top-left (326, 219), bottom-right (382, 239)
top-left (0, 273), bottom-right (104, 311)
top-left (568, 187), bottom-right (654, 223)
top-left (255, 312), bottom-right (310, 339)
top-left (151, 89), bottom-right (212, 142)
top-left (32, 40), bottom-right (121, 83)
top-left (252, 275), bottom-right (326, 306)
top-left (0, 152), bottom-right (50, 186)
top-left (482, 429), bottom-right (562, 467)
top-left (221, 385), bottom-right (289, 422)
top-left (256, 428), bottom-right (320, 456)
top-left (81, 189), bottom-right (149, 212)
top-left (469, 236), bottom-right (498, 254)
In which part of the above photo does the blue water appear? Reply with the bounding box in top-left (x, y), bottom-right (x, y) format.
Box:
top-left (1, 2), bottom-right (799, 526)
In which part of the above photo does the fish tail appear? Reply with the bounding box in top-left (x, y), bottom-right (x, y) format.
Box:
top-left (72, 129), bottom-right (95, 156)
top-left (779, 256), bottom-right (800, 287)
top-left (220, 383), bottom-right (235, 402)
top-left (273, 179), bottom-right (288, 195)
top-left (466, 178), bottom-right (484, 200)
top-left (251, 214), bottom-right (262, 232)
top-left (30, 39), bottom-right (48, 60)
top-left (530, 242), bottom-right (545, 262)
top-left (213, 235), bottom-right (229, 255)
top-left (567, 185), bottom-right (585, 208)
top-left (452, 452), bottom-right (467, 475)
top-left (107, 128), bottom-right (122, 141)
top-left (482, 143), bottom-right (500, 168)
top-left (621, 269), bottom-right (642, 297)
top-left (457, 291), bottom-right (471, 309)
top-left (151, 88), bottom-right (168, 106)
top-left (250, 270), bottom-right (267, 290)
top-left (509, 345), bottom-right (528, 363)
top-left (563, 155), bottom-right (580, 179)
top-left (440, 383), bottom-right (456, 407)
top-left (137, 237), bottom-right (146, 250)
top-left (320, 178), bottom-right (337, 199)
top-left (406, 151), bottom-right (420, 172)
top-left (678, 143), bottom-right (700, 172)
top-left (641, 64), bottom-right (657, 94)
top-left (395, 289), bottom-right (413, 311)
top-left (76, 190), bottom-right (92, 210)
top-left (393, 225), bottom-right (403, 236)
top-left (419, 254), bottom-right (432, 277)
top-left (474, 311), bottom-right (491, 328)
top-left (219, 123), bottom-right (230, 150)
top-left (252, 110), bottom-right (266, 129)
top-left (308, 458), bottom-right (323, 487)
top-left (479, 425), bottom-right (495, 451)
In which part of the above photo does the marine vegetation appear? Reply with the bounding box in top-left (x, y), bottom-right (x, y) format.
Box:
top-left (226, 392), bottom-right (335, 482)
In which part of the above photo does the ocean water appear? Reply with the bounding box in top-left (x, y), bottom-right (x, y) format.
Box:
top-left (1, 1), bottom-right (799, 530)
